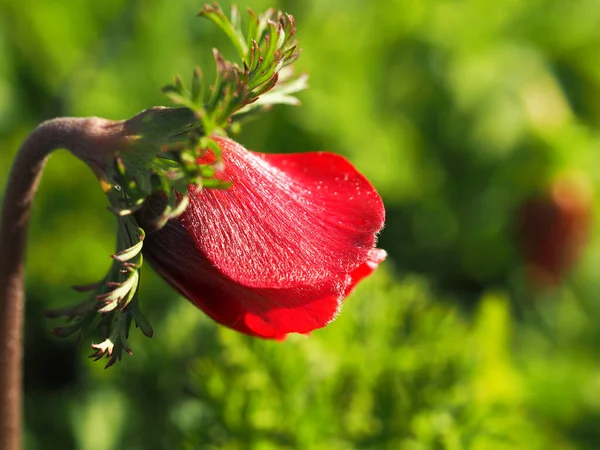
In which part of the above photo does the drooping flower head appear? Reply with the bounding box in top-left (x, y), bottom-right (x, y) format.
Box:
top-left (43, 4), bottom-right (384, 365)
top-left (142, 137), bottom-right (386, 339)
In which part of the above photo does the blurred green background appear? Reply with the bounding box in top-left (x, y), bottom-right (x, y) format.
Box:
top-left (2, 0), bottom-right (600, 448)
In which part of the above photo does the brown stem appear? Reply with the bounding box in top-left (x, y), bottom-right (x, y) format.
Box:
top-left (0, 117), bottom-right (123, 450)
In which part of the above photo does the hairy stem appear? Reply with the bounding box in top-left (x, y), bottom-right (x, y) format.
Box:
top-left (0, 117), bottom-right (123, 450)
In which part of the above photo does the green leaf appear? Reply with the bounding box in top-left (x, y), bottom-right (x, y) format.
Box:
top-left (199, 4), bottom-right (248, 59)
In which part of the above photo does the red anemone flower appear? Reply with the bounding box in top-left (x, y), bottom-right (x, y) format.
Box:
top-left (141, 137), bottom-right (386, 339)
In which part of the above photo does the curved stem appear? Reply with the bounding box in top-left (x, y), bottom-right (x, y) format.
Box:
top-left (0, 117), bottom-right (123, 450)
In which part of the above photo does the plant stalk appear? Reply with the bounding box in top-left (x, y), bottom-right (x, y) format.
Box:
top-left (0, 117), bottom-right (123, 450)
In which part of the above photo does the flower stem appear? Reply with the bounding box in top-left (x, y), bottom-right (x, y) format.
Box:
top-left (0, 117), bottom-right (123, 450)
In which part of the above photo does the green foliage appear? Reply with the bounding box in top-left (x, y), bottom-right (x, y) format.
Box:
top-left (3, 0), bottom-right (600, 448)
top-left (163, 4), bottom-right (306, 133)
top-left (64, 271), bottom-right (553, 450)
top-left (174, 276), bottom-right (545, 450)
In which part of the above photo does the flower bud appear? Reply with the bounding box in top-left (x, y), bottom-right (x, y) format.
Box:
top-left (517, 173), bottom-right (593, 287)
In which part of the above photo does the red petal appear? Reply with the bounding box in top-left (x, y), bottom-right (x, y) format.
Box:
top-left (143, 221), bottom-right (349, 339)
top-left (180, 137), bottom-right (385, 289)
top-left (345, 248), bottom-right (388, 296)
top-left (142, 138), bottom-right (386, 338)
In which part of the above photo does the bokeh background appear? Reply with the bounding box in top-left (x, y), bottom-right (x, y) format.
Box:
top-left (2, 0), bottom-right (600, 448)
